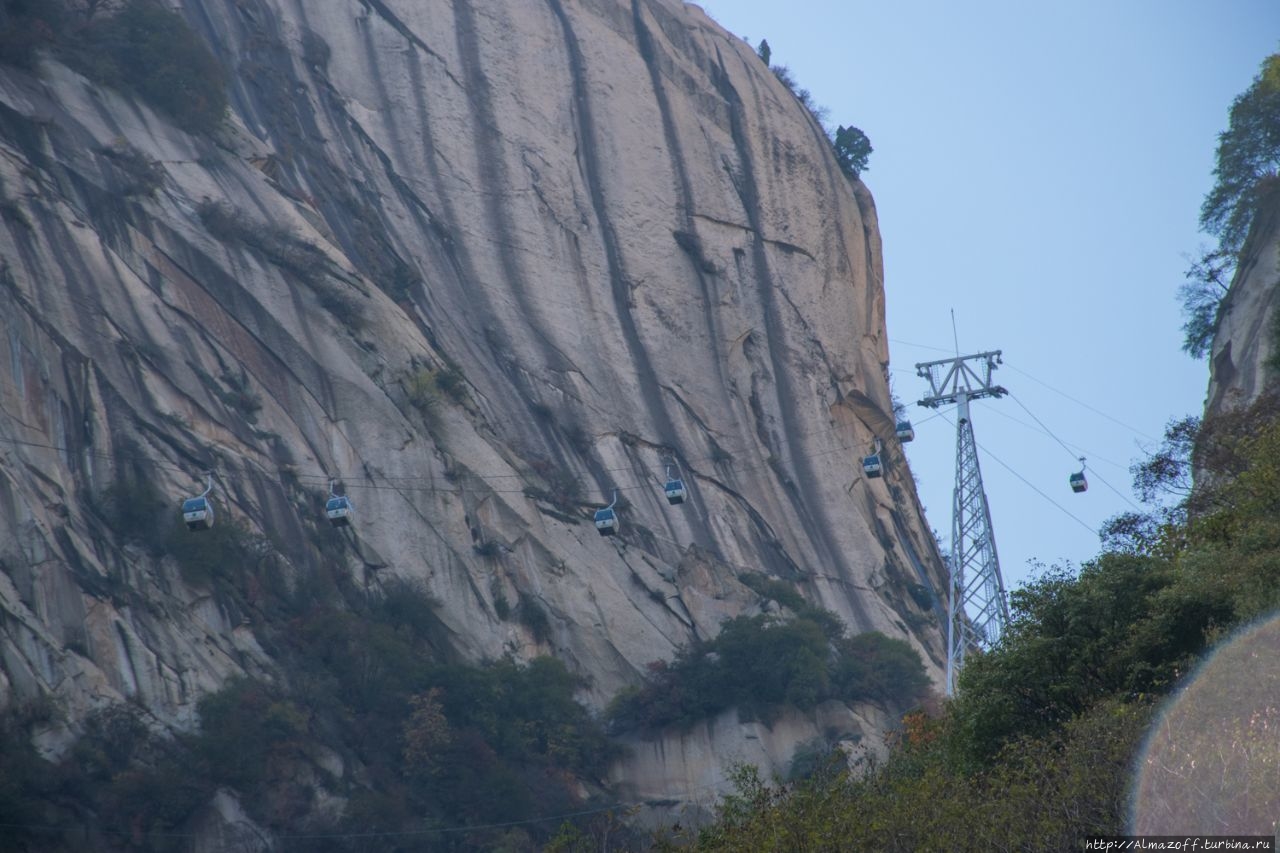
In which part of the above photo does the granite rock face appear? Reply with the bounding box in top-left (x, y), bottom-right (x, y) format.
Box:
top-left (0, 0), bottom-right (945, 812)
top-left (1207, 192), bottom-right (1280, 414)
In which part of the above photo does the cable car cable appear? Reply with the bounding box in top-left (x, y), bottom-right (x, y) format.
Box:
top-left (936, 412), bottom-right (1097, 536)
top-left (1004, 364), bottom-right (1158, 442)
top-left (1008, 395), bottom-right (1143, 512)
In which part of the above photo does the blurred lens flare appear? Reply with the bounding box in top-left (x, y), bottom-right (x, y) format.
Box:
top-left (1129, 613), bottom-right (1280, 835)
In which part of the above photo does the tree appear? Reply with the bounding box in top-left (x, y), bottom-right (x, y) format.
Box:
top-left (1178, 247), bottom-right (1232, 358)
top-left (1130, 416), bottom-right (1199, 504)
top-left (833, 125), bottom-right (872, 178)
top-left (403, 688), bottom-right (451, 777)
top-left (1200, 53), bottom-right (1280, 257)
top-left (756, 38), bottom-right (771, 66)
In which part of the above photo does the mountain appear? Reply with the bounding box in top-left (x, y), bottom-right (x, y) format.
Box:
top-left (0, 0), bottom-right (945, 841)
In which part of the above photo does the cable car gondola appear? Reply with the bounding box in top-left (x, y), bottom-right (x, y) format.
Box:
top-left (325, 481), bottom-right (353, 527)
top-left (896, 420), bottom-right (915, 443)
top-left (862, 454), bottom-right (883, 478)
top-left (1070, 457), bottom-right (1088, 493)
top-left (862, 437), bottom-right (884, 479)
top-left (662, 465), bottom-right (686, 505)
top-left (594, 490), bottom-right (620, 536)
top-left (182, 474), bottom-right (215, 531)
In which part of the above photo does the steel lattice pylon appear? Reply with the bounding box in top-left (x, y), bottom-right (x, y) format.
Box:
top-left (915, 350), bottom-right (1011, 695)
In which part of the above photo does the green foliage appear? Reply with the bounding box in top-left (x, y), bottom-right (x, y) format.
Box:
top-left (762, 46), bottom-right (872, 179)
top-left (0, 0), bottom-right (63, 70)
top-left (99, 475), bottom-right (167, 545)
top-left (770, 64), bottom-right (829, 129)
top-left (1131, 415), bottom-right (1199, 505)
top-left (681, 698), bottom-right (1149, 851)
top-left (522, 457), bottom-right (584, 517)
top-left (517, 590), bottom-right (552, 643)
top-left (198, 202), bottom-right (366, 329)
top-left (195, 678), bottom-right (309, 793)
top-left (431, 362), bottom-right (469, 404)
top-left (403, 366), bottom-right (468, 437)
top-left (608, 611), bottom-right (929, 734)
top-left (491, 579), bottom-right (511, 620)
top-left (1179, 247), bottom-right (1233, 358)
top-left (61, 0), bottom-right (229, 134)
top-left (405, 367), bottom-right (442, 418)
top-left (99, 142), bottom-right (165, 197)
top-left (217, 366), bottom-right (263, 424)
top-left (198, 202), bottom-right (330, 288)
top-left (756, 39), bottom-right (771, 66)
top-left (738, 571), bottom-right (806, 612)
top-left (163, 515), bottom-right (264, 588)
top-left (1201, 53), bottom-right (1280, 257)
top-left (833, 124), bottom-right (873, 178)
top-left (0, 702), bottom-right (210, 853)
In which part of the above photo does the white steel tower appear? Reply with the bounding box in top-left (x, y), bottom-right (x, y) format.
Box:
top-left (915, 350), bottom-right (1011, 695)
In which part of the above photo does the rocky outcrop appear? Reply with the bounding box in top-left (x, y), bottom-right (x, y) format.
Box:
top-left (612, 700), bottom-right (892, 828)
top-left (0, 0), bottom-right (944, 813)
top-left (1207, 190), bottom-right (1280, 414)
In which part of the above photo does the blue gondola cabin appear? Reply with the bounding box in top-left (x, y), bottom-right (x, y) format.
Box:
top-left (896, 421), bottom-right (915, 442)
top-left (326, 495), bottom-right (353, 527)
top-left (1069, 472), bottom-right (1087, 493)
top-left (594, 507), bottom-right (618, 536)
top-left (863, 454), bottom-right (883, 478)
top-left (664, 479), bottom-right (687, 505)
top-left (182, 496), bottom-right (214, 531)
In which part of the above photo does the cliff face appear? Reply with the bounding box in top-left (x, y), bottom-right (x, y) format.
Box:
top-left (0, 0), bottom-right (944, 809)
top-left (1207, 190), bottom-right (1280, 414)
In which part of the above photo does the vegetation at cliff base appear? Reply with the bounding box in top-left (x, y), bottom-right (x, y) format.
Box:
top-left (0, 501), bottom-right (623, 852)
top-left (607, 603), bottom-right (929, 734)
top-left (673, 391), bottom-right (1280, 849)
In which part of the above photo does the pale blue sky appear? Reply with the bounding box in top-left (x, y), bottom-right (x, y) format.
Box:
top-left (696, 1), bottom-right (1279, 595)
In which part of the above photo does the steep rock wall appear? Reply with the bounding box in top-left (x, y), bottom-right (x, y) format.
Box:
top-left (0, 0), bottom-right (945, 804)
top-left (1207, 190), bottom-right (1280, 414)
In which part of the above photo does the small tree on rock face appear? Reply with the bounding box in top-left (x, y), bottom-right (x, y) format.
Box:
top-left (1179, 246), bottom-right (1232, 358)
top-left (833, 124), bottom-right (872, 178)
top-left (756, 38), bottom-right (771, 66)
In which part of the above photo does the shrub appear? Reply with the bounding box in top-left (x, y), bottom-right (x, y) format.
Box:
top-left (432, 363), bottom-right (469, 404)
top-left (62, 0), bottom-right (229, 135)
top-left (99, 476), bottom-right (167, 546)
top-left (163, 515), bottom-right (265, 588)
top-left (405, 367), bottom-right (445, 436)
top-left (99, 142), bottom-right (164, 196)
top-left (0, 0), bottom-right (63, 70)
top-left (194, 678), bottom-right (309, 792)
top-left (771, 64), bottom-right (828, 129)
top-left (473, 540), bottom-right (501, 558)
top-left (198, 201), bottom-right (330, 289)
top-left (738, 571), bottom-right (806, 612)
top-left (517, 591), bottom-right (552, 643)
top-left (198, 200), bottom-right (364, 331)
top-left (217, 367), bottom-right (262, 424)
top-left (608, 611), bottom-right (929, 734)
top-left (1178, 247), bottom-right (1233, 358)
